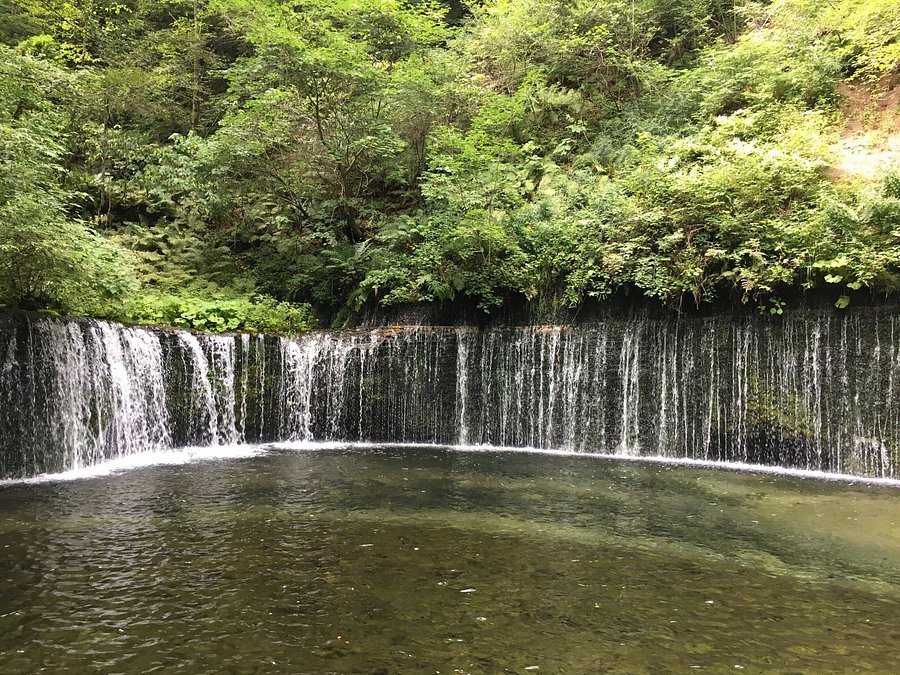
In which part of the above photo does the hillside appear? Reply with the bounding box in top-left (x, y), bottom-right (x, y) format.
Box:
top-left (1, 0), bottom-right (898, 331)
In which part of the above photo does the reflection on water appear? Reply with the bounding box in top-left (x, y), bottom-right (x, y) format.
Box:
top-left (0, 446), bottom-right (898, 672)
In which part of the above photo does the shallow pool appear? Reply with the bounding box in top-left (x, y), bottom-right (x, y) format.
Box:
top-left (1, 445), bottom-right (898, 672)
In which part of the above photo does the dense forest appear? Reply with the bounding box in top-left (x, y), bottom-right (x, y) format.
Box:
top-left (0, 0), bottom-right (898, 332)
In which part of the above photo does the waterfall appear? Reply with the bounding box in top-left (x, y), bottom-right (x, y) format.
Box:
top-left (1, 311), bottom-right (898, 479)
top-left (0, 318), bottom-right (171, 476)
top-left (456, 329), bottom-right (472, 445)
top-left (175, 333), bottom-right (219, 445)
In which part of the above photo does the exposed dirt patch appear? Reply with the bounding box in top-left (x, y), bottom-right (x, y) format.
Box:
top-left (828, 77), bottom-right (900, 181)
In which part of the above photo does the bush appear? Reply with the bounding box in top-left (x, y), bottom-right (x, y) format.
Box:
top-left (116, 289), bottom-right (316, 335)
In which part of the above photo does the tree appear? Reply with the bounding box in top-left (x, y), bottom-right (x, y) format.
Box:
top-left (0, 48), bottom-right (137, 312)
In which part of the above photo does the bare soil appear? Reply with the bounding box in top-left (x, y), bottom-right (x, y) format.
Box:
top-left (829, 75), bottom-right (900, 181)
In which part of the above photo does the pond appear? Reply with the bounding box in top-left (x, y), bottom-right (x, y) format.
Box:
top-left (1, 444), bottom-right (898, 672)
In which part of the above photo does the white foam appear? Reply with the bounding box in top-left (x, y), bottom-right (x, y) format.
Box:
top-left (5, 440), bottom-right (898, 487)
top-left (0, 444), bottom-right (266, 485)
top-left (271, 440), bottom-right (900, 488)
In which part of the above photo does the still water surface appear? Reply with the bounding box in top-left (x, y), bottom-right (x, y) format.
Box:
top-left (1, 445), bottom-right (898, 673)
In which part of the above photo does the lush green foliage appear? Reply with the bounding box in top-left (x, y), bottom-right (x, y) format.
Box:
top-left (0, 0), bottom-right (898, 328)
top-left (0, 49), bottom-right (138, 313)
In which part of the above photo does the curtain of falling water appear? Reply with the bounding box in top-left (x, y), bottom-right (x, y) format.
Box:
top-left (0, 311), bottom-right (898, 479)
